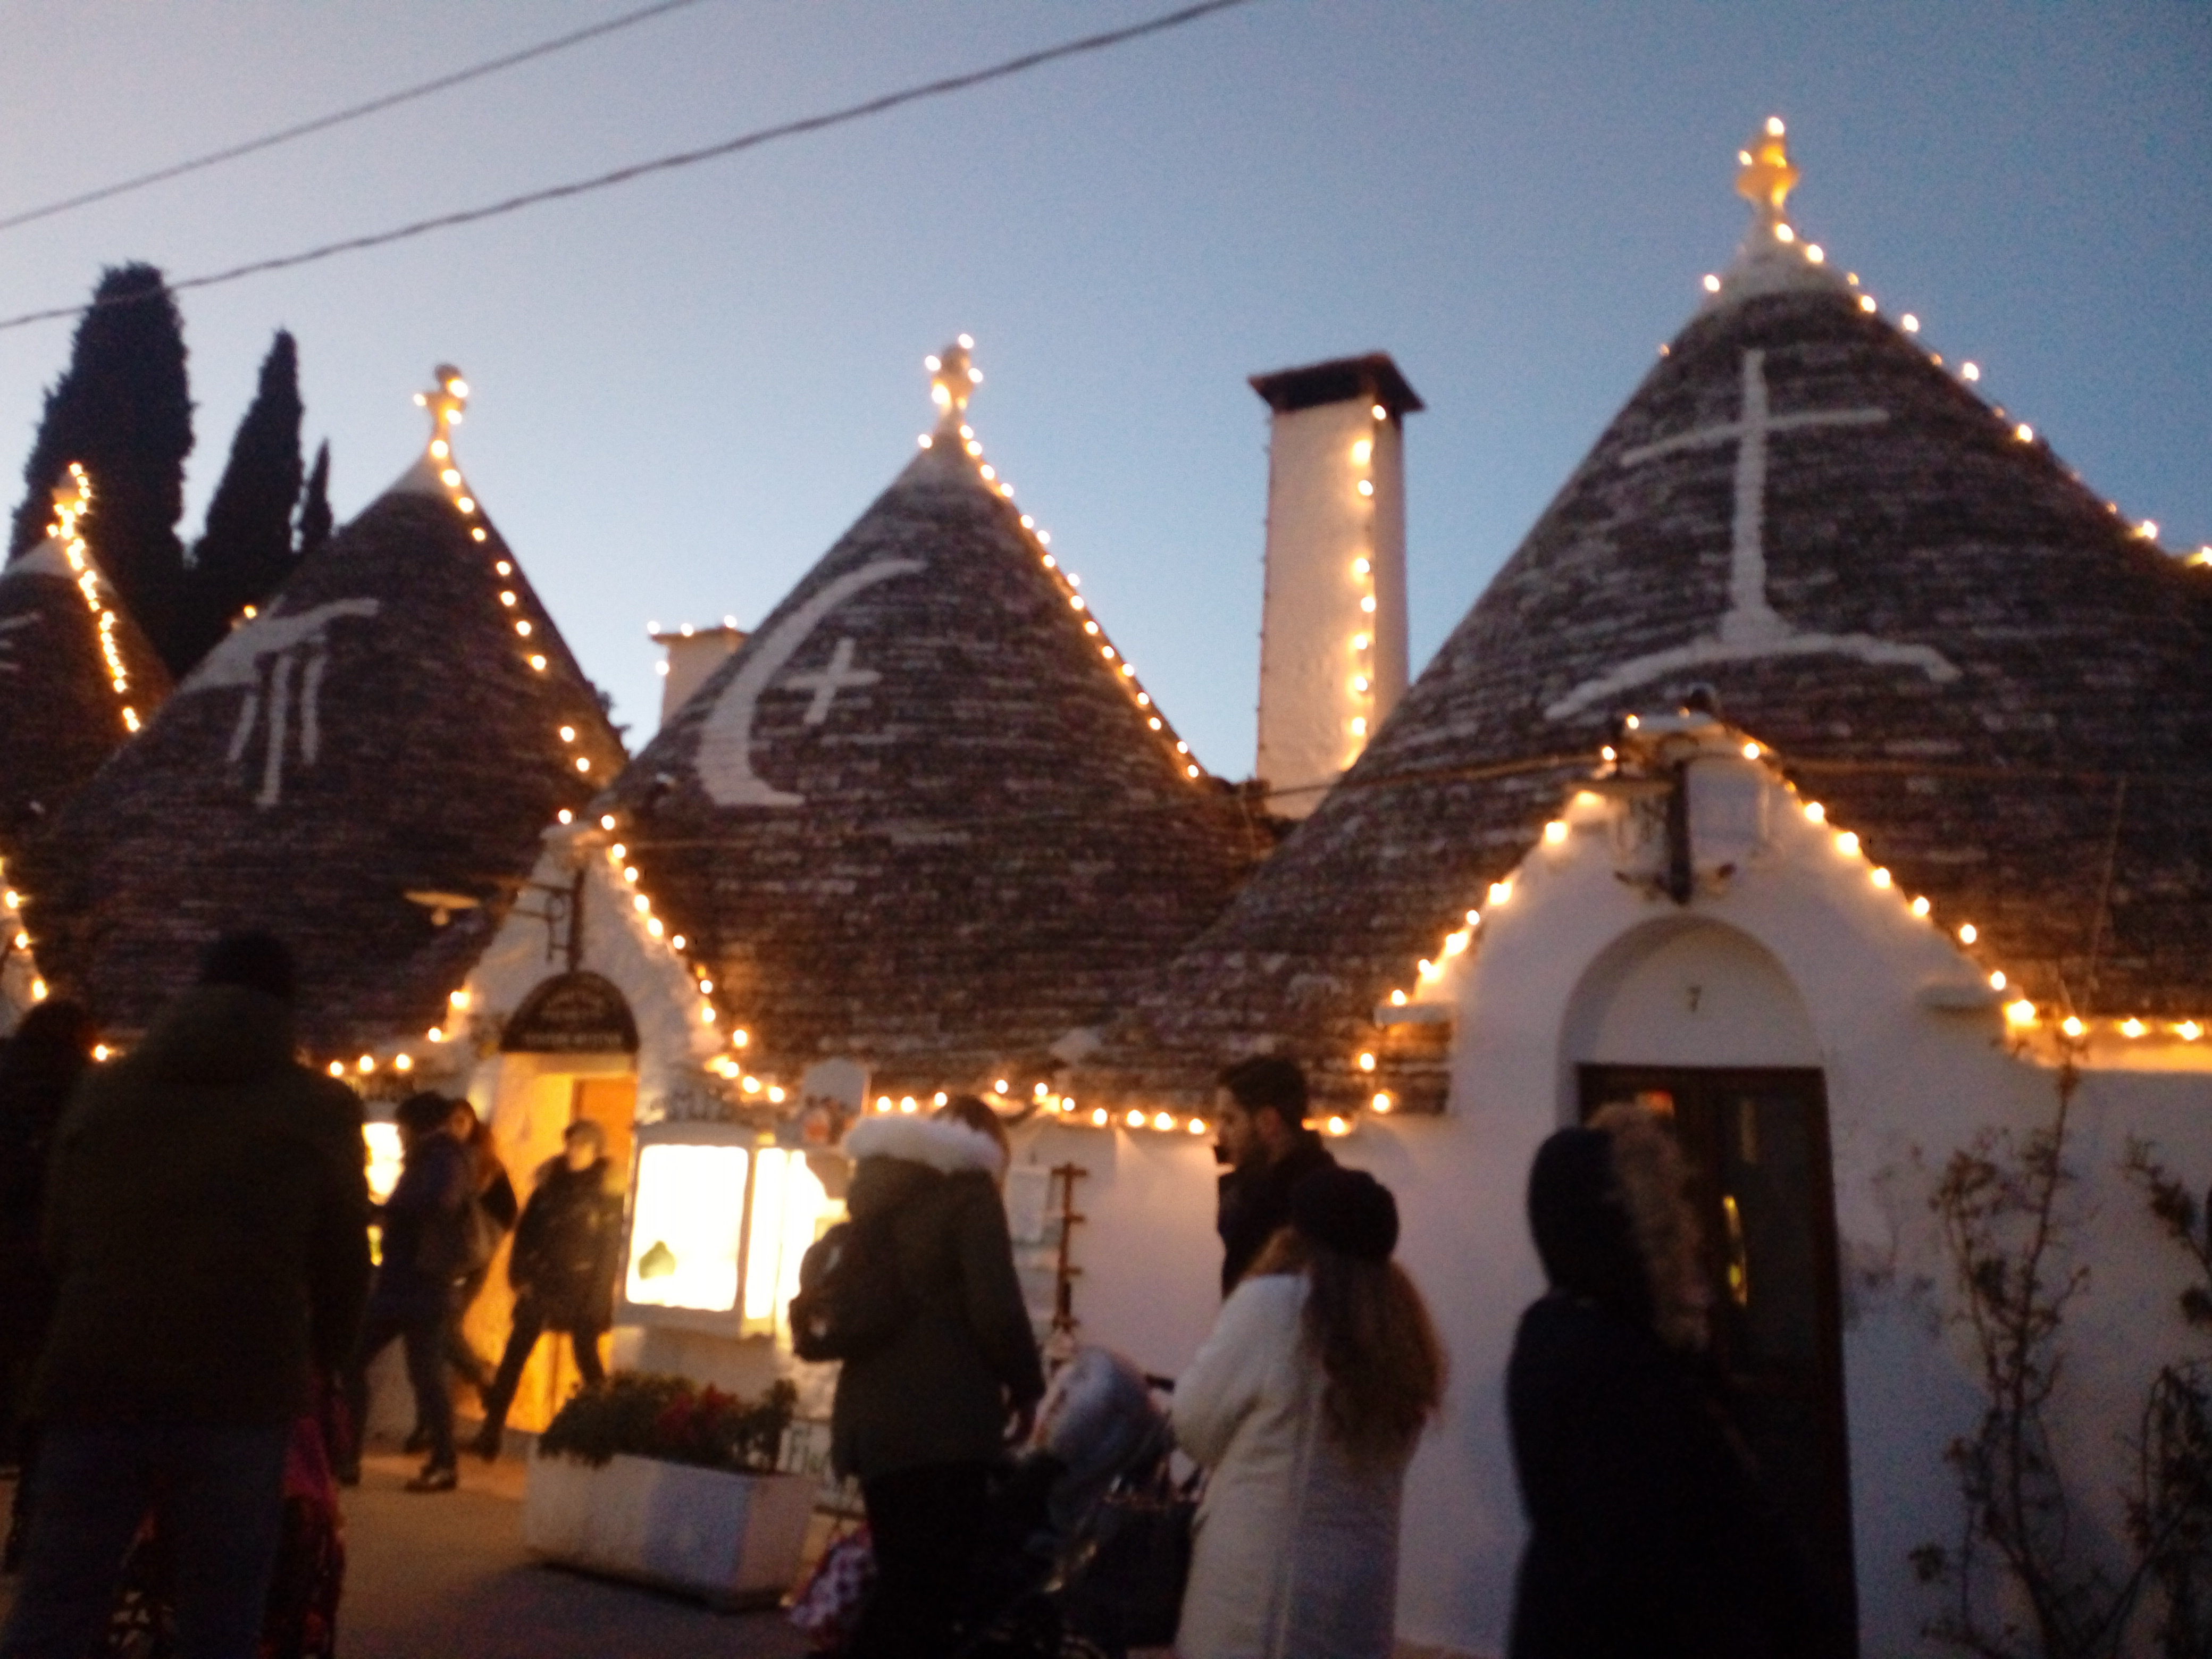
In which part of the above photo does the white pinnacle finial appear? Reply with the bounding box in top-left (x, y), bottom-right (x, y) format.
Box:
top-left (1708, 116), bottom-right (1842, 306)
top-left (925, 336), bottom-right (981, 428)
top-left (1736, 117), bottom-right (1800, 244)
top-left (413, 364), bottom-right (468, 458)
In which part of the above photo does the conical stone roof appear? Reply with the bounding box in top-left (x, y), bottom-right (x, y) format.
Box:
top-left (19, 372), bottom-right (626, 1053)
top-left (0, 468), bottom-right (171, 858)
top-left (605, 343), bottom-right (1264, 1098)
top-left (1086, 132), bottom-right (2212, 1113)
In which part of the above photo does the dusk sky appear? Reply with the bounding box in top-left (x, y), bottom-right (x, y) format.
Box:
top-left (3, 2), bottom-right (2205, 777)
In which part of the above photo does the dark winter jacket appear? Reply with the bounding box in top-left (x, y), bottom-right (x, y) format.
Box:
top-left (830, 1115), bottom-right (1045, 1481)
top-left (1506, 1127), bottom-right (1812, 1659)
top-left (507, 1155), bottom-right (622, 1333)
top-left (32, 985), bottom-right (371, 1426)
top-left (0, 1027), bottom-right (89, 1350)
top-left (370, 1130), bottom-right (473, 1318)
top-left (1216, 1133), bottom-right (1337, 1294)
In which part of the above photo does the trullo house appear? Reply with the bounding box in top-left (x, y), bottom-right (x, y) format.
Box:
top-left (0, 465), bottom-right (171, 1027)
top-left (1050, 123), bottom-right (2212, 1656)
top-left (449, 340), bottom-right (1262, 1393)
top-left (14, 367), bottom-right (623, 1078)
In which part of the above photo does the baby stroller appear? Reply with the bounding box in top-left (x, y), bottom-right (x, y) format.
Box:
top-left (954, 1347), bottom-right (1193, 1659)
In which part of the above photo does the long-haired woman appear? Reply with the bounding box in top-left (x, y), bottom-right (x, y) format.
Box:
top-left (1505, 1105), bottom-right (1818, 1658)
top-left (1172, 1165), bottom-right (1446, 1659)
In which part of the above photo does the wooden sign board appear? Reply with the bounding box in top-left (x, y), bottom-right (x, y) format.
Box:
top-left (501, 970), bottom-right (640, 1054)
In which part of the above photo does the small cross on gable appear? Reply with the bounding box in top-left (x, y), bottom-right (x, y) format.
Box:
top-left (412, 365), bottom-right (468, 454)
top-left (783, 636), bottom-right (879, 726)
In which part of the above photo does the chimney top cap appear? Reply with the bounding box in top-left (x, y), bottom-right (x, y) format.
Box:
top-left (1249, 353), bottom-right (1423, 417)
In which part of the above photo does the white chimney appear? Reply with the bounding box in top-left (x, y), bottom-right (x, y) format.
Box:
top-left (652, 621), bottom-right (747, 728)
top-left (1250, 354), bottom-right (1420, 817)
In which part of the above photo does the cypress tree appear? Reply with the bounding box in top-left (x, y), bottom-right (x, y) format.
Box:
top-left (180, 331), bottom-right (304, 667)
top-left (296, 440), bottom-right (332, 560)
top-left (9, 264), bottom-right (195, 673)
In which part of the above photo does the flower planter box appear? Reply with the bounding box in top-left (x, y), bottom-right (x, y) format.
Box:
top-left (522, 1451), bottom-right (816, 1609)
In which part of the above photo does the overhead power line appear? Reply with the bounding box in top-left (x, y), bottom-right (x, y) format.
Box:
top-left (0, 0), bottom-right (719, 237)
top-left (0, 0), bottom-right (1261, 336)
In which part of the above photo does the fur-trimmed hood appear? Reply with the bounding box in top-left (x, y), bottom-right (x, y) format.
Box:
top-left (844, 1113), bottom-right (1007, 1181)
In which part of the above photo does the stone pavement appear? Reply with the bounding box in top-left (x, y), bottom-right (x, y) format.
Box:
top-left (0, 1448), bottom-right (815, 1659)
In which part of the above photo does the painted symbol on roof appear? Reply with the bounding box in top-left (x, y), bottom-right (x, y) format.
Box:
top-left (694, 558), bottom-right (924, 808)
top-left (0, 613), bottom-right (36, 675)
top-left (187, 596), bottom-right (382, 807)
top-left (1546, 348), bottom-right (1959, 720)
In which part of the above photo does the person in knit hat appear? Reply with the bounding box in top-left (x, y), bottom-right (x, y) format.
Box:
top-left (1171, 1165), bottom-right (1446, 1659)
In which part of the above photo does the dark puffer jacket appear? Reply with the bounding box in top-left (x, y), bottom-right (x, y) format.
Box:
top-left (33, 985), bottom-right (370, 1426)
top-left (1506, 1127), bottom-right (1813, 1659)
top-left (507, 1155), bottom-right (622, 1333)
top-left (829, 1115), bottom-right (1045, 1481)
top-left (369, 1130), bottom-right (474, 1319)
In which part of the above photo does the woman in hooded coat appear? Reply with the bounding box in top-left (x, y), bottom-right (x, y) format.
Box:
top-left (1172, 1166), bottom-right (1446, 1659)
top-left (831, 1096), bottom-right (1044, 1659)
top-left (1506, 1107), bottom-right (1816, 1659)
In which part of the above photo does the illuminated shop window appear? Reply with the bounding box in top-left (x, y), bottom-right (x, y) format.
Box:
top-left (618, 1126), bottom-right (833, 1341)
top-left (626, 1142), bottom-right (750, 1316)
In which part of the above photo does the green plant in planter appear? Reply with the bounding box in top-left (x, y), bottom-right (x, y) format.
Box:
top-left (538, 1373), bottom-right (798, 1475)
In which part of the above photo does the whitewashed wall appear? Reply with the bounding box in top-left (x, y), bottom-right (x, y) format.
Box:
top-left (1057, 759), bottom-right (2212, 1658)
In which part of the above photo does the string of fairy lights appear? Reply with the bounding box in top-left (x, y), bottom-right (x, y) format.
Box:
top-left (1349, 722), bottom-right (2209, 1132)
top-left (1334, 125), bottom-right (2212, 1123)
top-left (1704, 119), bottom-right (2210, 567)
top-left (296, 368), bottom-right (618, 1081)
top-left (1343, 412), bottom-right (1386, 766)
top-left (915, 337), bottom-right (1209, 782)
top-left (0, 468), bottom-right (144, 1028)
top-left (429, 339), bottom-right (1236, 1136)
top-left (48, 466), bottom-right (143, 735)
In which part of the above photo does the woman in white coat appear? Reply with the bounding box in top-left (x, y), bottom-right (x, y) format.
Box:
top-left (1171, 1166), bottom-right (1446, 1659)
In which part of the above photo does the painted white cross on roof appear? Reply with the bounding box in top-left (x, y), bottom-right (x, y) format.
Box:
top-left (1547, 348), bottom-right (1959, 719)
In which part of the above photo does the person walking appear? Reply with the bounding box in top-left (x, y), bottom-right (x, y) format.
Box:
top-left (470, 1119), bottom-right (621, 1461)
top-left (1172, 1165), bottom-right (1445, 1659)
top-left (1212, 1056), bottom-right (1337, 1294)
top-left (0, 933), bottom-right (368, 1659)
top-left (831, 1096), bottom-right (1044, 1659)
top-left (340, 1091), bottom-right (473, 1494)
top-left (1505, 1108), bottom-right (1816, 1659)
top-left (419, 1100), bottom-right (515, 1446)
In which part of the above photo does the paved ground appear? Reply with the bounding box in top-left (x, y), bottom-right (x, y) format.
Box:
top-left (339, 1448), bottom-right (815, 1659)
top-left (0, 1445), bottom-right (815, 1659)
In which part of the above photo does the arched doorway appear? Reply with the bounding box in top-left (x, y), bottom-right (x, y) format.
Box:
top-left (466, 971), bottom-right (642, 1436)
top-left (1563, 920), bottom-right (1857, 1654)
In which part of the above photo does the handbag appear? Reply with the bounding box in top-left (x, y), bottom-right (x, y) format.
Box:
top-left (788, 1524), bottom-right (876, 1654)
top-left (1057, 1472), bottom-right (1200, 1653)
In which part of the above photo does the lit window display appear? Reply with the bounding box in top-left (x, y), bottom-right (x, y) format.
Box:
top-left (625, 1141), bottom-right (750, 1316)
top-left (616, 1125), bottom-right (835, 1340)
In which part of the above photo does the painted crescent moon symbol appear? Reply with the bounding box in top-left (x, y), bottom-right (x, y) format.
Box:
top-left (693, 557), bottom-right (925, 807)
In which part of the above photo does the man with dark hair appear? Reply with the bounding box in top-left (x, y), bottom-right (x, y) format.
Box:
top-left (1212, 1054), bottom-right (1337, 1294)
top-left (0, 932), bottom-right (368, 1659)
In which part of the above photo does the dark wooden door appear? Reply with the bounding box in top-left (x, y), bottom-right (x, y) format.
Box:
top-left (1579, 1065), bottom-right (1858, 1653)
